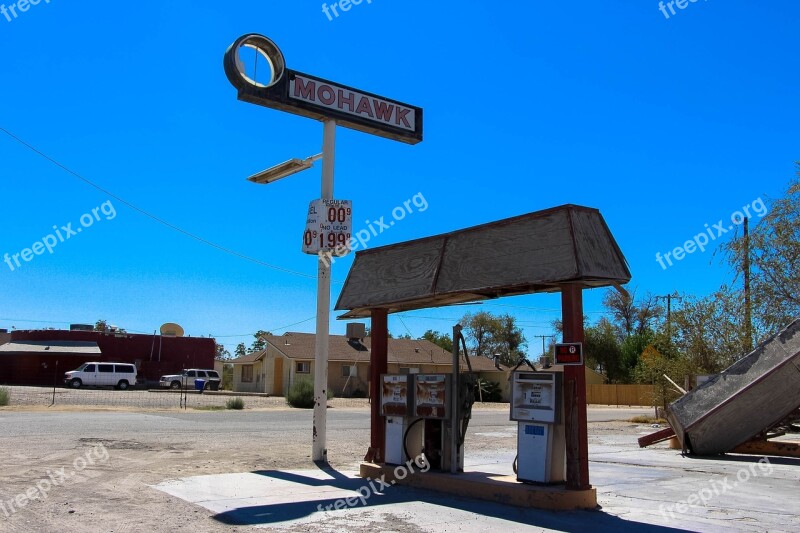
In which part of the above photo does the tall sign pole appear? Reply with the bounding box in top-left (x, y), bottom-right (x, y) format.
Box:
top-left (224, 35), bottom-right (422, 464)
top-left (313, 119), bottom-right (336, 462)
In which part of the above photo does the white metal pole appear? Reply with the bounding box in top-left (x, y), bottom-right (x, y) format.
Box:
top-left (313, 119), bottom-right (336, 463)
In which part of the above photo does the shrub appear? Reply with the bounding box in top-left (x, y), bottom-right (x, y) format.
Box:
top-left (226, 397), bottom-right (245, 410)
top-left (0, 387), bottom-right (9, 406)
top-left (287, 380), bottom-right (335, 408)
top-left (474, 380), bottom-right (503, 403)
top-left (287, 380), bottom-right (315, 408)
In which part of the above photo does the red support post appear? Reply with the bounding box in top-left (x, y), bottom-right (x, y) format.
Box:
top-left (367, 308), bottom-right (388, 463)
top-left (561, 284), bottom-right (590, 490)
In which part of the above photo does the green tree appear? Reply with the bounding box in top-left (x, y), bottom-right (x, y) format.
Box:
top-left (602, 288), bottom-right (662, 338)
top-left (235, 343), bottom-right (247, 358)
top-left (671, 288), bottom-right (749, 373)
top-left (495, 313), bottom-right (527, 365)
top-left (94, 319), bottom-right (108, 332)
top-left (250, 330), bottom-right (271, 352)
top-left (722, 164), bottom-right (800, 340)
top-left (460, 312), bottom-right (526, 366)
top-left (420, 329), bottom-right (453, 352)
top-left (215, 343), bottom-right (231, 360)
top-left (461, 312), bottom-right (501, 359)
top-left (584, 318), bottom-right (623, 381)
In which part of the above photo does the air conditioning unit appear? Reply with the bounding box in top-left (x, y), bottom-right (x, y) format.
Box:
top-left (346, 323), bottom-right (366, 340)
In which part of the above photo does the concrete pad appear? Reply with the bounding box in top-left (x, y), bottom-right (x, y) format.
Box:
top-left (150, 440), bottom-right (800, 531)
top-left (151, 468), bottom-right (651, 532)
top-left (360, 462), bottom-right (598, 511)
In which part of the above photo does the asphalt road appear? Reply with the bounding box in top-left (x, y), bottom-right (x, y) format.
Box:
top-left (0, 406), bottom-right (650, 443)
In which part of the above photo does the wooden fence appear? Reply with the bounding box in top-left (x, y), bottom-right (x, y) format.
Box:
top-left (586, 384), bottom-right (654, 406)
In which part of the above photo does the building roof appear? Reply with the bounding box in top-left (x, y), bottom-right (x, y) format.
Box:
top-left (0, 340), bottom-right (101, 354)
top-left (336, 205), bottom-right (631, 318)
top-left (235, 333), bottom-right (509, 372)
top-left (228, 350), bottom-right (267, 364)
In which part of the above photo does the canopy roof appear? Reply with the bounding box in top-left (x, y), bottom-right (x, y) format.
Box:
top-left (335, 204), bottom-right (631, 319)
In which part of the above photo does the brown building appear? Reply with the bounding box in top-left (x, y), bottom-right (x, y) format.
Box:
top-left (229, 332), bottom-right (511, 399)
top-left (0, 329), bottom-right (215, 387)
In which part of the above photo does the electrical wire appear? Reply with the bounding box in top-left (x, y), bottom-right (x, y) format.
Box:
top-left (0, 127), bottom-right (324, 282)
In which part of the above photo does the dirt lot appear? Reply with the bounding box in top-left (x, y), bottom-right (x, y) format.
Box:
top-left (0, 403), bottom-right (651, 532)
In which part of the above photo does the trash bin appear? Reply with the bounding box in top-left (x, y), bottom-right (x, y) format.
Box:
top-left (194, 379), bottom-right (206, 392)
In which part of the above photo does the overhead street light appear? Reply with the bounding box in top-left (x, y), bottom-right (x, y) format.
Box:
top-left (246, 154), bottom-right (323, 184)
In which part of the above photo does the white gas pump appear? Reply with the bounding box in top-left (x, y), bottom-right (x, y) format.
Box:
top-left (510, 371), bottom-right (565, 484)
top-left (381, 374), bottom-right (422, 465)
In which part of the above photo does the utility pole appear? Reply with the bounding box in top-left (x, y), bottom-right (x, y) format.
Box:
top-left (743, 217), bottom-right (753, 352)
top-left (655, 293), bottom-right (683, 337)
top-left (533, 335), bottom-right (555, 362)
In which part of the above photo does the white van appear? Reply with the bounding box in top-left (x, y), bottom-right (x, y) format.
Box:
top-left (64, 362), bottom-right (138, 390)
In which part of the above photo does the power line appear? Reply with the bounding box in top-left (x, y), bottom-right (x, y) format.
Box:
top-left (211, 315), bottom-right (317, 338)
top-left (0, 126), bottom-right (324, 282)
top-left (655, 293), bottom-right (683, 336)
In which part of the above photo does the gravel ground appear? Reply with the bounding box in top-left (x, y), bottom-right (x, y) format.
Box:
top-left (0, 404), bottom-right (653, 533)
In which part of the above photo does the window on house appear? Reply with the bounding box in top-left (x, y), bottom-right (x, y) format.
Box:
top-left (296, 362), bottom-right (310, 374)
top-left (242, 365), bottom-right (254, 382)
top-left (342, 365), bottom-right (356, 377)
top-left (399, 367), bottom-right (410, 375)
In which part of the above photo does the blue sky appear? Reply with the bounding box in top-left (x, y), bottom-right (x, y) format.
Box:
top-left (1, 1), bottom-right (798, 356)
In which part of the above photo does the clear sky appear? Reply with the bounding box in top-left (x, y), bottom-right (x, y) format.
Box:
top-left (1, 1), bottom-right (798, 356)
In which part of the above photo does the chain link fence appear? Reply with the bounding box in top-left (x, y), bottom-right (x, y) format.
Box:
top-left (0, 385), bottom-right (280, 409)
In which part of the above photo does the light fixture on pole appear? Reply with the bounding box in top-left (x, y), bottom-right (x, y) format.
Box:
top-left (246, 154), bottom-right (323, 185)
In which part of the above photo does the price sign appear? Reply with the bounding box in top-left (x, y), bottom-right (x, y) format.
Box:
top-left (302, 199), bottom-right (352, 255)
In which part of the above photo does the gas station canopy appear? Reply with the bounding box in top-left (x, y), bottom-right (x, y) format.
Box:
top-left (335, 204), bottom-right (631, 318)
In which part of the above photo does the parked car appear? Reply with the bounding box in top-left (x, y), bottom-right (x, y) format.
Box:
top-left (64, 362), bottom-right (138, 390)
top-left (159, 369), bottom-right (221, 391)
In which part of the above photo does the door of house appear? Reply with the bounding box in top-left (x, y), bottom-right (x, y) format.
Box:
top-left (273, 357), bottom-right (283, 395)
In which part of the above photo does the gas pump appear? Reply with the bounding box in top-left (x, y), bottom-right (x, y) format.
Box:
top-left (412, 374), bottom-right (452, 471)
top-left (510, 371), bottom-right (566, 484)
top-left (380, 325), bottom-right (477, 473)
top-left (380, 374), bottom-right (423, 466)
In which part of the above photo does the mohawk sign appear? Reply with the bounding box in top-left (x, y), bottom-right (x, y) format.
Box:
top-left (224, 34), bottom-right (423, 144)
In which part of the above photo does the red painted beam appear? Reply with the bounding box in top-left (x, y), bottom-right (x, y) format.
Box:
top-left (367, 308), bottom-right (389, 463)
top-left (562, 284), bottom-right (590, 490)
top-left (638, 427), bottom-right (677, 448)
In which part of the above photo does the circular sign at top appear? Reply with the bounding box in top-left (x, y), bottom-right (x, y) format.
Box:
top-left (224, 34), bottom-right (286, 91)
